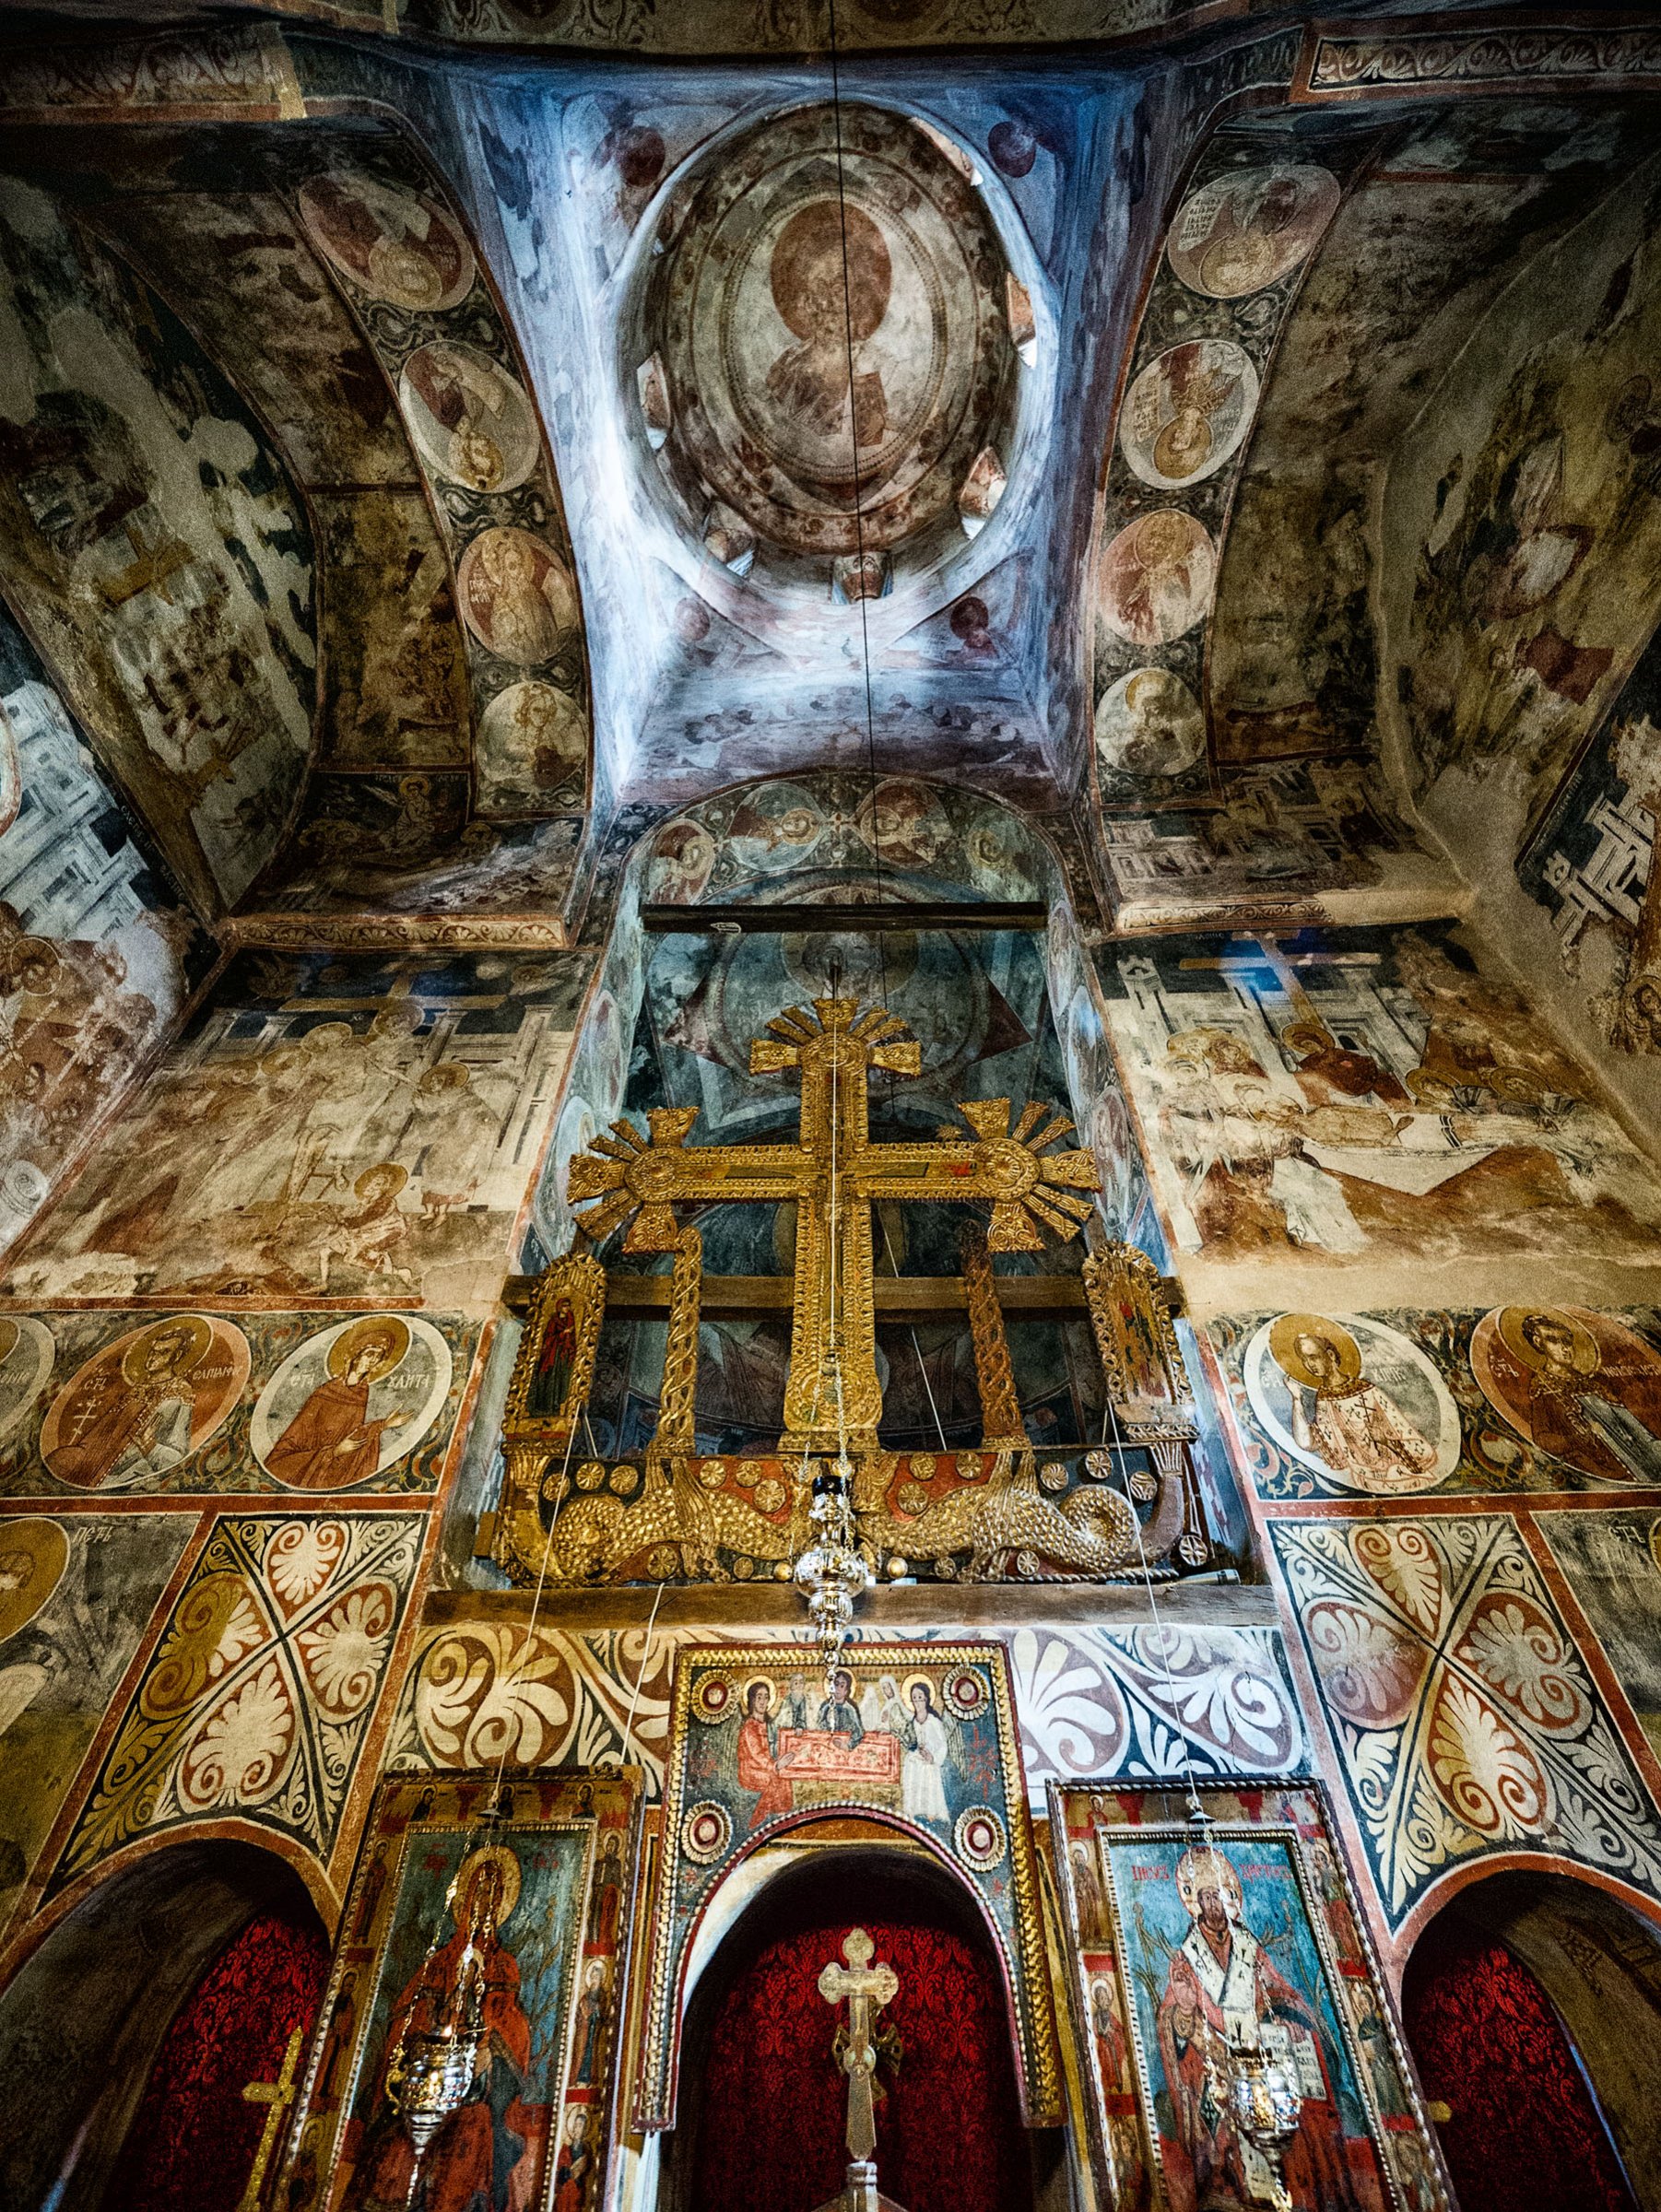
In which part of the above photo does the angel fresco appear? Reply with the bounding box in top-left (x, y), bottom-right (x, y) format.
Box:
top-left (728, 1665), bottom-right (966, 1838)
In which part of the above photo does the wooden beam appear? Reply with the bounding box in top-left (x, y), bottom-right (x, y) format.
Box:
top-left (502, 1272), bottom-right (1089, 1316)
top-left (641, 900), bottom-right (1045, 935)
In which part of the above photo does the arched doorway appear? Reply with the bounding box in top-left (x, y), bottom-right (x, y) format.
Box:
top-left (0, 1841), bottom-right (328, 2212)
top-left (656, 1840), bottom-right (1039, 2212)
top-left (1402, 1872), bottom-right (1661, 2212)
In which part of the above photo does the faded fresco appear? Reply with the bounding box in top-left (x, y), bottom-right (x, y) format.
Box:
top-left (282, 1770), bottom-right (640, 2212)
top-left (0, 606), bottom-right (207, 1260)
top-left (6, 950), bottom-right (589, 1309)
top-left (1055, 1782), bottom-right (1444, 2212)
top-left (0, 1309), bottom-right (478, 1500)
top-left (1090, 130), bottom-right (1345, 808)
top-left (56, 1510), bottom-right (424, 1888)
top-left (1395, 151), bottom-right (1661, 821)
top-left (1210, 1302), bottom-right (1661, 1500)
top-left (0, 177), bottom-right (315, 915)
top-left (1101, 920), bottom-right (1661, 1310)
top-left (312, 492), bottom-right (470, 774)
top-left (0, 1510), bottom-right (190, 1933)
top-left (1538, 1508), bottom-right (1661, 1762)
top-left (1521, 618), bottom-right (1661, 1055)
top-left (1272, 1513), bottom-right (1661, 1929)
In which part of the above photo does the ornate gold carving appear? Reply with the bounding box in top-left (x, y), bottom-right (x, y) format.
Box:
top-left (503, 1252), bottom-right (607, 1442)
top-left (852, 1448), bottom-right (1137, 1582)
top-left (960, 1225), bottom-right (1025, 1450)
top-left (648, 1226), bottom-right (702, 1473)
top-left (567, 997), bottom-right (1099, 1453)
top-left (1083, 1242), bottom-right (1190, 1418)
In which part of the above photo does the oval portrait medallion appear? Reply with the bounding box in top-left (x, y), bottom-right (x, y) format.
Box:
top-left (41, 1315), bottom-right (250, 1491)
top-left (1098, 510), bottom-right (1217, 646)
top-left (1244, 1312), bottom-right (1460, 1495)
top-left (1095, 667), bottom-right (1206, 782)
top-left (1121, 339), bottom-right (1259, 490)
top-left (649, 104), bottom-right (1017, 558)
top-left (399, 342), bottom-right (539, 493)
top-left (298, 171), bottom-right (475, 312)
top-left (252, 1314), bottom-right (453, 1491)
top-left (457, 528), bottom-right (579, 665)
top-left (1167, 164), bottom-right (1339, 299)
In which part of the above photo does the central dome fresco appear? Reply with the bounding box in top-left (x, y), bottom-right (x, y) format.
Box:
top-left (635, 102), bottom-right (1022, 582)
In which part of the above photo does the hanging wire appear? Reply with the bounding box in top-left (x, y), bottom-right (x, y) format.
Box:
top-left (1100, 1379), bottom-right (1209, 1830)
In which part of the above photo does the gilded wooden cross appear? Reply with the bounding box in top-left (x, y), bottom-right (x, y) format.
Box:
top-left (567, 996), bottom-right (1099, 1449)
top-left (819, 1927), bottom-right (901, 2166)
top-left (236, 2025), bottom-right (306, 2212)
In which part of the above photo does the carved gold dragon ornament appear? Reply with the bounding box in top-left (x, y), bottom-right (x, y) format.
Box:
top-left (494, 996), bottom-right (1145, 1585)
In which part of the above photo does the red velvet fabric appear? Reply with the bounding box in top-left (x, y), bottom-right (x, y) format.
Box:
top-left (110, 1901), bottom-right (331, 2212)
top-left (687, 1914), bottom-right (1030, 2212)
top-left (1402, 1916), bottom-right (1635, 2212)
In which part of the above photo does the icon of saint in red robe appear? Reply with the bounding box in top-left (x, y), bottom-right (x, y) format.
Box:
top-left (736, 1678), bottom-right (793, 1830)
top-left (266, 1318), bottom-right (412, 1491)
top-left (343, 1845), bottom-right (542, 2212)
top-left (1154, 1845), bottom-right (1361, 2212)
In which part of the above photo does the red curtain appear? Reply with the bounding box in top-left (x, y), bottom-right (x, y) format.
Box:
top-left (1402, 1913), bottom-right (1635, 2212)
top-left (687, 1912), bottom-right (1031, 2212)
top-left (108, 1900), bottom-right (331, 2212)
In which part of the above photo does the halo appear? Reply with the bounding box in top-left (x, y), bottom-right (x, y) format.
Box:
top-left (328, 1316), bottom-right (411, 1384)
top-left (120, 1315), bottom-right (213, 1387)
top-left (0, 1515), bottom-right (68, 1642)
top-left (1279, 1021), bottom-right (1333, 1058)
top-left (900, 1672), bottom-right (937, 1713)
top-left (739, 1673), bottom-right (779, 1715)
top-left (450, 1842), bottom-right (521, 1930)
top-left (1268, 1312), bottom-right (1361, 1391)
top-left (1175, 1843), bottom-right (1243, 1923)
top-left (1498, 1304), bottom-right (1599, 1377)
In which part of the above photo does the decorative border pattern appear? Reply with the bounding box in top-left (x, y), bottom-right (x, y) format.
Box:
top-left (1271, 1513), bottom-right (1661, 1929)
top-left (1300, 23), bottom-right (1661, 100)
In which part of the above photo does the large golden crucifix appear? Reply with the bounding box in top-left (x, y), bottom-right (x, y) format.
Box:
top-left (567, 996), bottom-right (1100, 1452)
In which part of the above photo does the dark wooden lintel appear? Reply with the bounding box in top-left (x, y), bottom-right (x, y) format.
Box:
top-left (641, 901), bottom-right (1045, 934)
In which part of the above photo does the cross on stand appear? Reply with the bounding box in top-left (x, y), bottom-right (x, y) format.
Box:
top-left (236, 2025), bottom-right (306, 2212)
top-left (568, 996), bottom-right (1099, 1451)
top-left (818, 1928), bottom-right (903, 2212)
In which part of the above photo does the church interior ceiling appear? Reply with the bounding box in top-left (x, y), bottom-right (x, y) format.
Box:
top-left (10, 14), bottom-right (1661, 2212)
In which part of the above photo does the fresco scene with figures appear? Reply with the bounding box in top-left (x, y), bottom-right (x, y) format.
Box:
top-left (14, 11), bottom-right (1661, 2212)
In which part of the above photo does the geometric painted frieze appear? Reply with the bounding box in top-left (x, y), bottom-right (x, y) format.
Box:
top-left (386, 1620), bottom-right (1305, 1801)
top-left (56, 1512), bottom-right (424, 1887)
top-left (1272, 1514), bottom-right (1661, 1928)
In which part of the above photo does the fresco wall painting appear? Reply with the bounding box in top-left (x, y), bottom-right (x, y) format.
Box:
top-left (387, 1620), bottom-right (1305, 1804)
top-left (1053, 1781), bottom-right (1450, 2212)
top-left (1088, 131), bottom-right (1341, 829)
top-left (281, 1768), bottom-right (642, 2212)
top-left (0, 175), bottom-right (315, 918)
top-left (0, 609), bottom-right (211, 1261)
top-left (1100, 919), bottom-right (1661, 1315)
top-left (292, 140), bottom-right (592, 827)
top-left (3, 947), bottom-right (590, 1311)
top-left (1269, 1512), bottom-right (1661, 1941)
top-left (1208, 1301), bottom-right (1661, 1503)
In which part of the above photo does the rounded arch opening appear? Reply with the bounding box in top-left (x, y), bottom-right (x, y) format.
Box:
top-left (0, 1839), bottom-right (327, 2212)
top-left (1402, 1867), bottom-right (1661, 2212)
top-left (655, 1833), bottom-right (1043, 2212)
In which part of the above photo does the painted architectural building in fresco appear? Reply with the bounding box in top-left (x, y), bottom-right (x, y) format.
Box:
top-left (3, 10), bottom-right (1661, 2212)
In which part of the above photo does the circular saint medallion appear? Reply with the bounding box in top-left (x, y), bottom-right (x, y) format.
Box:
top-left (1095, 667), bottom-right (1206, 782)
top-left (649, 104), bottom-right (1017, 557)
top-left (1168, 164), bottom-right (1338, 300)
top-left (298, 171), bottom-right (475, 311)
top-left (399, 343), bottom-right (538, 491)
top-left (1121, 339), bottom-right (1259, 490)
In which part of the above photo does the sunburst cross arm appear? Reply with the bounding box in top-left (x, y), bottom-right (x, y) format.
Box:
top-left (566, 1105), bottom-right (807, 1254)
top-left (854, 1096), bottom-right (1101, 1251)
